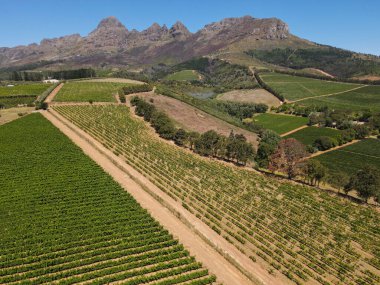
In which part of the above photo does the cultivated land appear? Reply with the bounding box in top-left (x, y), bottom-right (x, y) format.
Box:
top-left (217, 89), bottom-right (281, 107)
top-left (284, 126), bottom-right (342, 146)
top-left (0, 113), bottom-right (216, 285)
top-left (165, 70), bottom-right (201, 81)
top-left (300, 85), bottom-right (380, 112)
top-left (132, 92), bottom-right (259, 147)
top-left (260, 72), bottom-right (362, 101)
top-left (253, 113), bottom-right (308, 135)
top-left (314, 138), bottom-right (380, 176)
top-left (54, 81), bottom-right (129, 102)
top-left (0, 83), bottom-right (52, 108)
top-left (55, 104), bottom-right (380, 285)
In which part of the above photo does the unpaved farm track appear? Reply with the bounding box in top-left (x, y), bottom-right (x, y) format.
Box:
top-left (45, 83), bottom-right (64, 103)
top-left (42, 108), bottom-right (280, 285)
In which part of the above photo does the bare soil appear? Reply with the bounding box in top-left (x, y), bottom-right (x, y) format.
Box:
top-left (45, 83), bottom-right (64, 103)
top-left (217, 89), bottom-right (281, 107)
top-left (42, 108), bottom-right (280, 285)
top-left (0, 106), bottom-right (35, 125)
top-left (132, 93), bottom-right (259, 147)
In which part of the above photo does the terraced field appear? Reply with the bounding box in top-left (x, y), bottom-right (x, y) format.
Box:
top-left (0, 113), bottom-right (216, 285)
top-left (314, 138), bottom-right (380, 176)
top-left (54, 81), bottom-right (129, 102)
top-left (284, 126), bottom-right (342, 146)
top-left (253, 113), bottom-right (308, 135)
top-left (260, 73), bottom-right (361, 101)
top-left (165, 70), bottom-right (201, 81)
top-left (54, 104), bottom-right (380, 285)
top-left (0, 83), bottom-right (52, 108)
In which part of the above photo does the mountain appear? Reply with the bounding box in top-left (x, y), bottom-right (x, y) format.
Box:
top-left (0, 15), bottom-right (379, 78)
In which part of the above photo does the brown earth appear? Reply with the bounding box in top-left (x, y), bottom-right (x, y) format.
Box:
top-left (131, 92), bottom-right (259, 147)
top-left (42, 107), bottom-right (282, 285)
top-left (45, 83), bottom-right (64, 103)
top-left (0, 106), bottom-right (35, 125)
top-left (217, 89), bottom-right (281, 107)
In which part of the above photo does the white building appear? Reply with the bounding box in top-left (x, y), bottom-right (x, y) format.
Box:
top-left (43, 79), bottom-right (59, 83)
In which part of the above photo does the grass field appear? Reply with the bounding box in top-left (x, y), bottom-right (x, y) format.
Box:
top-left (0, 113), bottom-right (215, 284)
top-left (300, 85), bottom-right (380, 112)
top-left (314, 138), bottom-right (380, 176)
top-left (260, 73), bottom-right (361, 101)
top-left (284, 126), bottom-right (342, 146)
top-left (54, 81), bottom-right (129, 102)
top-left (55, 104), bottom-right (380, 285)
top-left (253, 113), bottom-right (308, 134)
top-left (165, 70), bottom-right (201, 81)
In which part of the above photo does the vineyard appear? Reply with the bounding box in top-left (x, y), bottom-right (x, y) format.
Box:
top-left (54, 105), bottom-right (380, 285)
top-left (0, 113), bottom-right (216, 285)
top-left (253, 113), bottom-right (308, 135)
top-left (284, 126), bottom-right (342, 146)
top-left (259, 73), bottom-right (361, 101)
top-left (54, 81), bottom-right (130, 102)
top-left (0, 83), bottom-right (52, 108)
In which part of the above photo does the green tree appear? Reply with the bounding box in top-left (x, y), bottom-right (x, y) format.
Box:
top-left (173, 129), bottom-right (188, 146)
top-left (302, 160), bottom-right (327, 186)
top-left (256, 130), bottom-right (281, 168)
top-left (345, 165), bottom-right (380, 202)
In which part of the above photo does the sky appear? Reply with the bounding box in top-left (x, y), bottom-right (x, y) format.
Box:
top-left (0, 0), bottom-right (379, 55)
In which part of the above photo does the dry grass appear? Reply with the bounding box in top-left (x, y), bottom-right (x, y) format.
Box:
top-left (0, 106), bottom-right (35, 125)
top-left (217, 89), bottom-right (281, 107)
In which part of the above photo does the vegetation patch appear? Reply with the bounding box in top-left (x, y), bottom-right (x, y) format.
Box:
top-left (0, 113), bottom-right (216, 284)
top-left (253, 113), bottom-right (308, 134)
top-left (165, 70), bottom-right (200, 81)
top-left (284, 126), bottom-right (342, 146)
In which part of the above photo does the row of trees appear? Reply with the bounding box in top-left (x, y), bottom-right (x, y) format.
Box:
top-left (119, 84), bottom-right (153, 103)
top-left (130, 96), bottom-right (255, 165)
top-left (9, 68), bottom-right (96, 81)
top-left (215, 101), bottom-right (268, 120)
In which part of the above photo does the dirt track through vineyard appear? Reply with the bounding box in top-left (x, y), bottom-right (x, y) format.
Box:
top-left (42, 108), bottom-right (281, 285)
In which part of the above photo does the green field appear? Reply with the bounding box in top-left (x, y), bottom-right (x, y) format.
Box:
top-left (55, 105), bottom-right (380, 285)
top-left (314, 138), bottom-right (380, 176)
top-left (284, 126), bottom-right (342, 145)
top-left (0, 114), bottom-right (215, 284)
top-left (300, 85), bottom-right (380, 112)
top-left (165, 70), bottom-right (200, 81)
top-left (253, 113), bottom-right (308, 134)
top-left (0, 96), bottom-right (36, 108)
top-left (260, 72), bottom-right (361, 101)
top-left (54, 81), bottom-right (129, 102)
top-left (0, 83), bottom-right (51, 97)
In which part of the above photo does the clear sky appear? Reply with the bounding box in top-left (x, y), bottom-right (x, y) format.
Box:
top-left (0, 0), bottom-right (379, 55)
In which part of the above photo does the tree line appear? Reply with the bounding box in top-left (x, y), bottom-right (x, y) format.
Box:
top-left (130, 96), bottom-right (255, 165)
top-left (119, 84), bottom-right (153, 103)
top-left (9, 68), bottom-right (96, 81)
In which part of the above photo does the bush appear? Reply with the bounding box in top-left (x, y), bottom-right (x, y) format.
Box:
top-left (313, 136), bottom-right (338, 151)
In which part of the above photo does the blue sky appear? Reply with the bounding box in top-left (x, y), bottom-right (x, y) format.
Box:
top-left (0, 0), bottom-right (379, 55)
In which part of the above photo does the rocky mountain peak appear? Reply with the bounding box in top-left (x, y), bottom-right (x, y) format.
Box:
top-left (169, 21), bottom-right (191, 40)
top-left (96, 16), bottom-right (127, 30)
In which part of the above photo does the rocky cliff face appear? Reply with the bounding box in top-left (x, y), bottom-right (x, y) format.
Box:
top-left (0, 15), bottom-right (292, 68)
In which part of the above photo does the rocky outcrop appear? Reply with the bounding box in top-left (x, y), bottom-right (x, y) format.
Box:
top-left (0, 15), bottom-right (292, 68)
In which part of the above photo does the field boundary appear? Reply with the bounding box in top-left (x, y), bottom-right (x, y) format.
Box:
top-left (307, 140), bottom-right (360, 158)
top-left (280, 125), bottom-right (308, 137)
top-left (45, 83), bottom-right (64, 103)
top-left (43, 107), bottom-right (277, 285)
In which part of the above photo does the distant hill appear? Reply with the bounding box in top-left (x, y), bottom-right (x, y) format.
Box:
top-left (0, 15), bottom-right (379, 79)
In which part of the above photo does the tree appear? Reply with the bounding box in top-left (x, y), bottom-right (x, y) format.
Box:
top-left (187, 132), bottom-right (200, 150)
top-left (173, 129), bottom-right (188, 146)
top-left (194, 130), bottom-right (221, 157)
top-left (345, 165), bottom-right (380, 202)
top-left (302, 160), bottom-right (326, 186)
top-left (256, 130), bottom-right (281, 168)
top-left (353, 125), bottom-right (369, 139)
top-left (313, 136), bottom-right (337, 151)
top-left (150, 111), bottom-right (176, 140)
top-left (326, 172), bottom-right (349, 192)
top-left (269, 138), bottom-right (308, 179)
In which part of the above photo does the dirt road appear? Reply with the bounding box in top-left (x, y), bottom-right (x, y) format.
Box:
top-left (280, 125), bottom-right (309, 137)
top-left (42, 108), bottom-right (280, 285)
top-left (307, 140), bottom-right (360, 158)
top-left (45, 83), bottom-right (64, 103)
